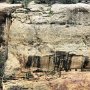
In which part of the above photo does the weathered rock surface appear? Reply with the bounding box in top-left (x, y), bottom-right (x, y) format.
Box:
top-left (3, 72), bottom-right (90, 90)
top-left (0, 3), bottom-right (22, 12)
top-left (0, 3), bottom-right (22, 89)
top-left (3, 2), bottom-right (90, 90)
top-left (9, 3), bottom-right (90, 57)
top-left (4, 53), bottom-right (20, 76)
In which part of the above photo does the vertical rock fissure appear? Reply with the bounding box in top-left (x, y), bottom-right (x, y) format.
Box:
top-left (0, 11), bottom-right (12, 89)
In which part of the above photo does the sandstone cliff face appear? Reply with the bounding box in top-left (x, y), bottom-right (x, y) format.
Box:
top-left (0, 3), bottom-right (22, 89)
top-left (4, 2), bottom-right (90, 76)
top-left (5, 3), bottom-right (90, 74)
top-left (3, 2), bottom-right (90, 90)
top-left (3, 72), bottom-right (90, 90)
top-left (11, 3), bottom-right (90, 52)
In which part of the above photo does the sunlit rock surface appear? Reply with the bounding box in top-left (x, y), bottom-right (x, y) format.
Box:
top-left (9, 3), bottom-right (90, 57)
top-left (3, 72), bottom-right (90, 90)
top-left (3, 2), bottom-right (90, 90)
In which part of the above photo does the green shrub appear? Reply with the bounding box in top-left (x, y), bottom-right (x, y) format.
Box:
top-left (34, 0), bottom-right (50, 4)
top-left (23, 0), bottom-right (33, 8)
top-left (6, 0), bottom-right (14, 3)
top-left (6, 0), bottom-right (23, 4)
top-left (6, 0), bottom-right (80, 4)
top-left (34, 0), bottom-right (78, 4)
